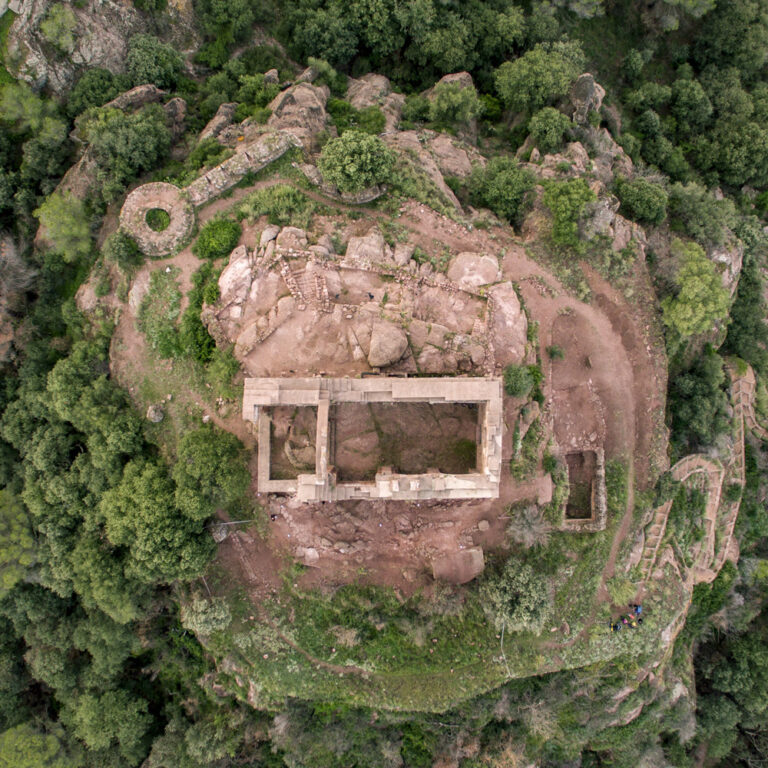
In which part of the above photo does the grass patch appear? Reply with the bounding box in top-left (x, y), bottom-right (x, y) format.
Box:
top-left (137, 267), bottom-right (182, 357)
top-left (238, 184), bottom-right (316, 228)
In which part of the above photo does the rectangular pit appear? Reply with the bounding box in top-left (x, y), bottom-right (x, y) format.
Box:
top-left (565, 450), bottom-right (597, 520)
top-left (266, 406), bottom-right (318, 481)
top-left (331, 402), bottom-right (479, 481)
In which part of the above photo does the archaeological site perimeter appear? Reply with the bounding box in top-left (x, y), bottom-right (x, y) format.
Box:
top-left (243, 376), bottom-right (503, 501)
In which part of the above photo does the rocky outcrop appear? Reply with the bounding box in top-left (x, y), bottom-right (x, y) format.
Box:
top-left (488, 282), bottom-right (527, 366)
top-left (4, 0), bottom-right (197, 92)
top-left (200, 102), bottom-right (238, 142)
top-left (343, 228), bottom-right (393, 266)
top-left (384, 131), bottom-right (463, 211)
top-left (446, 252), bottom-right (500, 290)
top-left (368, 319), bottom-right (408, 367)
top-left (570, 73), bottom-right (606, 125)
top-left (346, 73), bottom-right (405, 132)
top-left (267, 82), bottom-right (329, 145)
top-left (426, 133), bottom-right (484, 179)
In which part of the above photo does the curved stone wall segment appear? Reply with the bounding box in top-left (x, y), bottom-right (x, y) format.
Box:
top-left (119, 131), bottom-right (300, 257)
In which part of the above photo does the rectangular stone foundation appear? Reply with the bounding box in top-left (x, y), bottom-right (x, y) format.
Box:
top-left (244, 377), bottom-right (503, 502)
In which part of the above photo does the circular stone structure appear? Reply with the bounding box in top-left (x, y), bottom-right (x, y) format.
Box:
top-left (119, 182), bottom-right (194, 257)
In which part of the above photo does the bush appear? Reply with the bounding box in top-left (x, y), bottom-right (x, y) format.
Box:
top-left (503, 364), bottom-right (534, 397)
top-left (145, 208), bottom-right (170, 232)
top-left (616, 177), bottom-right (668, 225)
top-left (33, 192), bottom-right (91, 264)
top-left (428, 81), bottom-right (483, 126)
top-left (318, 131), bottom-right (395, 193)
top-left (469, 157), bottom-right (535, 227)
top-left (528, 107), bottom-right (571, 154)
top-left (401, 94), bottom-right (430, 123)
top-left (181, 597), bottom-right (232, 636)
top-left (137, 267), bottom-right (182, 357)
top-left (542, 178), bottom-right (596, 250)
top-left (481, 560), bottom-right (551, 634)
top-left (67, 68), bottom-right (122, 118)
top-left (661, 239), bottom-right (729, 339)
top-left (102, 231), bottom-right (142, 271)
top-left (327, 99), bottom-right (385, 135)
top-left (192, 219), bottom-right (241, 261)
top-left (126, 33), bottom-right (183, 89)
top-left (40, 3), bottom-right (77, 53)
top-left (238, 185), bottom-right (314, 228)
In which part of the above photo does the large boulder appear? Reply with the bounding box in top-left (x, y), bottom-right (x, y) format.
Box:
top-left (344, 228), bottom-right (393, 265)
top-left (346, 73), bottom-right (404, 132)
top-left (447, 252), bottom-right (500, 290)
top-left (488, 282), bottom-right (528, 366)
top-left (368, 320), bottom-right (408, 367)
top-left (217, 246), bottom-right (252, 305)
top-left (267, 83), bottom-right (329, 145)
top-left (200, 102), bottom-right (238, 142)
top-left (570, 73), bottom-right (606, 125)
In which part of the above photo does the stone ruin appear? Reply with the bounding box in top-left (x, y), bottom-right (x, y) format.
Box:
top-left (118, 130), bottom-right (299, 257)
top-left (243, 376), bottom-right (503, 502)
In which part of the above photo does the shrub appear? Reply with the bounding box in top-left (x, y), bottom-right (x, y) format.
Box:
top-left (33, 192), bottom-right (91, 264)
top-left (546, 345), bottom-right (564, 359)
top-left (401, 94), bottom-right (430, 123)
top-left (145, 208), bottom-right (170, 232)
top-left (668, 181), bottom-right (737, 247)
top-left (181, 597), bottom-right (232, 636)
top-left (507, 505), bottom-right (550, 549)
top-left (137, 267), bottom-right (182, 357)
top-left (126, 33), bottom-right (183, 89)
top-left (616, 177), bottom-right (668, 225)
top-left (327, 100), bottom-right (385, 135)
top-left (481, 560), bottom-right (551, 634)
top-left (428, 81), bottom-right (483, 126)
top-left (541, 178), bottom-right (596, 250)
top-left (238, 185), bottom-right (314, 228)
top-left (318, 131), bottom-right (395, 193)
top-left (102, 231), bottom-right (142, 271)
top-left (192, 218), bottom-right (241, 261)
top-left (67, 68), bottom-right (122, 118)
top-left (661, 239), bottom-right (729, 338)
top-left (469, 157), bottom-right (535, 227)
top-left (503, 364), bottom-right (534, 397)
top-left (40, 3), bottom-right (77, 53)
top-left (528, 107), bottom-right (571, 154)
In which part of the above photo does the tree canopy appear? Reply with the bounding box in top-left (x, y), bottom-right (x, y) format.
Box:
top-left (318, 130), bottom-right (395, 193)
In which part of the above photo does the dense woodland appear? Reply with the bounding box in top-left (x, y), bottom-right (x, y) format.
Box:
top-left (0, 0), bottom-right (768, 765)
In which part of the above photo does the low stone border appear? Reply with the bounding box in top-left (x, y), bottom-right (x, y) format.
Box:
top-left (119, 182), bottom-right (194, 258)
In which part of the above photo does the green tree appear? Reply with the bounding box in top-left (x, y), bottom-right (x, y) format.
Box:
top-left (541, 178), bottom-right (596, 250)
top-left (126, 33), bottom-right (183, 89)
top-left (100, 460), bottom-right (214, 584)
top-left (192, 218), bottom-right (241, 261)
top-left (67, 689), bottom-right (151, 764)
top-left (39, 4), bottom-right (77, 54)
top-left (616, 177), bottom-right (668, 225)
top-left (67, 69), bottom-right (122, 118)
top-left (33, 192), bottom-right (91, 264)
top-left (428, 81), bottom-right (483, 126)
top-left (671, 78), bottom-right (712, 135)
top-left (318, 130), bottom-right (395, 194)
top-left (85, 105), bottom-right (172, 201)
top-left (0, 83), bottom-right (55, 133)
top-left (494, 42), bottom-right (585, 114)
top-left (172, 426), bottom-right (250, 521)
top-left (0, 722), bottom-right (75, 768)
top-left (528, 107), bottom-right (572, 154)
top-left (102, 231), bottom-right (143, 272)
top-left (668, 182), bottom-right (737, 247)
top-left (481, 560), bottom-right (551, 634)
top-left (0, 491), bottom-right (35, 599)
top-left (469, 157), bottom-right (535, 227)
top-left (661, 239), bottom-right (729, 338)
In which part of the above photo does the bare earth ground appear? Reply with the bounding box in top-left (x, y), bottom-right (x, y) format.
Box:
top-left (101, 183), bottom-right (666, 602)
